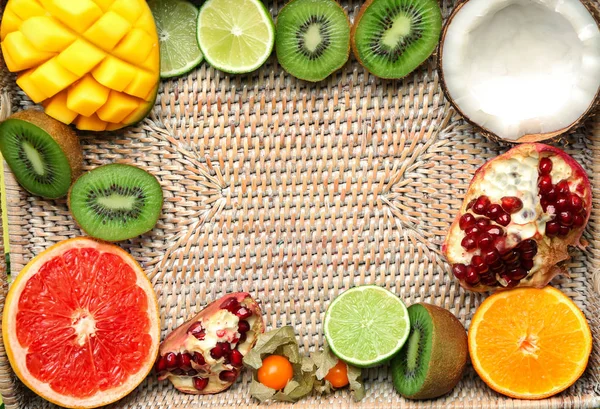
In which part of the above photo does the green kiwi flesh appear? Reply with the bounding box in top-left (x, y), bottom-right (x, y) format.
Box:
top-left (68, 164), bottom-right (163, 242)
top-left (0, 110), bottom-right (82, 199)
top-left (276, 0), bottom-right (351, 82)
top-left (391, 303), bottom-right (468, 399)
top-left (352, 0), bottom-right (442, 79)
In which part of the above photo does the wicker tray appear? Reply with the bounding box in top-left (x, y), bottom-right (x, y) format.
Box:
top-left (1, 0), bottom-right (599, 408)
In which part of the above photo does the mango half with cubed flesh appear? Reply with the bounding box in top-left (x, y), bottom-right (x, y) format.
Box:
top-left (0, 0), bottom-right (159, 131)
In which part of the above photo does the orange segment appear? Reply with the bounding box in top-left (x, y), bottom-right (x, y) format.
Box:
top-left (468, 286), bottom-right (592, 400)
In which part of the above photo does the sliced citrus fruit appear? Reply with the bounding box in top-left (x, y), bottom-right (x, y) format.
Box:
top-left (196, 0), bottom-right (275, 74)
top-left (2, 237), bottom-right (160, 408)
top-left (323, 285), bottom-right (410, 368)
top-left (469, 286), bottom-right (592, 399)
top-left (148, 0), bottom-right (204, 78)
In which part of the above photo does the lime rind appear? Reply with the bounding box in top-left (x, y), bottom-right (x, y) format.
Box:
top-left (148, 0), bottom-right (204, 78)
top-left (324, 285), bottom-right (410, 368)
top-left (197, 0), bottom-right (275, 74)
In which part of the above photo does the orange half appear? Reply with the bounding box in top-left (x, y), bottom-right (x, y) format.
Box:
top-left (469, 286), bottom-right (592, 400)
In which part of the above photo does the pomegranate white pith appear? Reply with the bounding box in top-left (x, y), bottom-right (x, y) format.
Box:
top-left (443, 144), bottom-right (591, 291)
top-left (157, 293), bottom-right (264, 394)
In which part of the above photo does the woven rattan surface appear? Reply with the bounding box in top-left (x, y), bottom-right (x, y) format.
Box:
top-left (1, 0), bottom-right (600, 408)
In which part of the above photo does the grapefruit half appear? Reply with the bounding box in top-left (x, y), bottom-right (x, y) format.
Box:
top-left (2, 237), bottom-right (160, 408)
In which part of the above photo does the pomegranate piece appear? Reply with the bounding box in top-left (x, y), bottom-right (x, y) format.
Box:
top-left (443, 144), bottom-right (590, 292)
top-left (157, 293), bottom-right (265, 394)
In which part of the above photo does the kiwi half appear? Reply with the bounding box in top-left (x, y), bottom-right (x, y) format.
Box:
top-left (276, 0), bottom-right (351, 82)
top-left (351, 0), bottom-right (442, 79)
top-left (68, 164), bottom-right (163, 242)
top-left (391, 303), bottom-right (468, 400)
top-left (0, 110), bottom-right (82, 199)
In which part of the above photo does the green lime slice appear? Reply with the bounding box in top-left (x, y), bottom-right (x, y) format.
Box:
top-left (148, 0), bottom-right (203, 78)
top-left (197, 0), bottom-right (275, 74)
top-left (324, 285), bottom-right (410, 368)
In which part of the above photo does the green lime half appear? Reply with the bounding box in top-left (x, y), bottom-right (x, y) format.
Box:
top-left (197, 0), bottom-right (275, 74)
top-left (324, 285), bottom-right (410, 368)
top-left (148, 0), bottom-right (203, 78)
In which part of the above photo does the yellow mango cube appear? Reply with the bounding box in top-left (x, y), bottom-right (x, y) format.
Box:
top-left (29, 58), bottom-right (78, 98)
top-left (141, 47), bottom-right (160, 72)
top-left (1, 31), bottom-right (55, 71)
top-left (123, 97), bottom-right (154, 125)
top-left (42, 91), bottom-right (78, 124)
top-left (105, 122), bottom-right (126, 131)
top-left (96, 91), bottom-right (139, 123)
top-left (67, 74), bottom-right (110, 116)
top-left (84, 11), bottom-right (131, 51)
top-left (110, 0), bottom-right (143, 24)
top-left (57, 39), bottom-right (106, 77)
top-left (92, 56), bottom-right (136, 91)
top-left (16, 69), bottom-right (47, 103)
top-left (124, 69), bottom-right (158, 100)
top-left (91, 0), bottom-right (115, 12)
top-left (135, 8), bottom-right (158, 38)
top-left (75, 114), bottom-right (108, 131)
top-left (113, 28), bottom-right (153, 65)
top-left (41, 0), bottom-right (103, 33)
top-left (1, 10), bottom-right (22, 41)
top-left (21, 16), bottom-right (76, 53)
top-left (9, 0), bottom-right (46, 20)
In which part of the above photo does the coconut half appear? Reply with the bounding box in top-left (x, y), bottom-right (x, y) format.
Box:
top-left (439, 0), bottom-right (600, 143)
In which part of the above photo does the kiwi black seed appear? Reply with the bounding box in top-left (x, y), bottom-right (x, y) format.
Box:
top-left (391, 303), bottom-right (468, 400)
top-left (0, 110), bottom-right (82, 199)
top-left (351, 0), bottom-right (442, 79)
top-left (68, 164), bottom-right (163, 242)
top-left (276, 0), bottom-right (351, 82)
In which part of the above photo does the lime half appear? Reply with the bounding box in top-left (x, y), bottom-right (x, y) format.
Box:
top-left (148, 0), bottom-right (203, 78)
top-left (324, 285), bottom-right (410, 368)
top-left (197, 0), bottom-right (275, 73)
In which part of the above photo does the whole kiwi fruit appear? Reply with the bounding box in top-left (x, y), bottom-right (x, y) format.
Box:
top-left (391, 303), bottom-right (468, 399)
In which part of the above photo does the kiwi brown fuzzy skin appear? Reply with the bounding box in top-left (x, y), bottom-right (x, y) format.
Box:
top-left (350, 0), bottom-right (441, 80)
top-left (393, 303), bottom-right (468, 400)
top-left (437, 0), bottom-right (600, 144)
top-left (8, 110), bottom-right (83, 184)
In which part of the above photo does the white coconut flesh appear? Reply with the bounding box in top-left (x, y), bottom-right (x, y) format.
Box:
top-left (441, 0), bottom-right (600, 141)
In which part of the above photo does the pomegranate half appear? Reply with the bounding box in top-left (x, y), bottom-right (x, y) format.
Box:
top-left (443, 144), bottom-right (591, 292)
top-left (156, 293), bottom-right (264, 394)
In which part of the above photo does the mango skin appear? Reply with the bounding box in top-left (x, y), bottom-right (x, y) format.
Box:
top-left (1, 0), bottom-right (159, 131)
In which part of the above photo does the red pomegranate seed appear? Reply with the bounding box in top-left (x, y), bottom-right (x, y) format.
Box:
top-left (235, 307), bottom-right (252, 319)
top-left (496, 212), bottom-right (511, 226)
top-left (452, 264), bottom-right (467, 280)
top-left (480, 274), bottom-right (498, 286)
top-left (559, 211), bottom-right (573, 226)
top-left (171, 368), bottom-right (185, 375)
top-left (187, 369), bottom-right (198, 376)
top-left (555, 195), bottom-right (569, 211)
top-left (486, 204), bottom-right (503, 220)
top-left (219, 370), bottom-right (238, 383)
top-left (559, 225), bottom-right (570, 236)
top-left (556, 180), bottom-right (570, 195)
top-left (193, 377), bottom-right (209, 390)
top-left (486, 225), bottom-right (504, 237)
top-left (471, 255), bottom-right (488, 273)
top-left (238, 320), bottom-right (251, 334)
top-left (540, 198), bottom-right (550, 212)
top-left (461, 235), bottom-right (477, 250)
top-left (476, 217), bottom-right (491, 229)
top-left (222, 298), bottom-right (242, 314)
top-left (489, 260), bottom-right (505, 273)
top-left (521, 259), bottom-right (534, 270)
top-left (165, 352), bottom-right (177, 369)
top-left (545, 187), bottom-right (557, 201)
top-left (465, 267), bottom-right (480, 285)
top-left (188, 322), bottom-right (205, 340)
top-left (459, 213), bottom-right (476, 230)
top-left (501, 197), bottom-right (523, 214)
top-left (502, 250), bottom-right (519, 263)
top-left (483, 249), bottom-right (500, 264)
top-left (465, 225), bottom-right (480, 236)
top-left (521, 250), bottom-right (536, 260)
top-left (538, 175), bottom-right (553, 195)
top-left (193, 352), bottom-right (206, 366)
top-left (501, 275), bottom-right (519, 288)
top-left (507, 268), bottom-right (527, 280)
top-left (220, 342), bottom-right (232, 355)
top-left (466, 199), bottom-right (476, 210)
top-left (539, 157), bottom-right (553, 175)
top-left (519, 239), bottom-right (537, 252)
top-left (546, 221), bottom-right (560, 236)
top-left (216, 329), bottom-right (227, 338)
top-left (473, 196), bottom-right (491, 215)
top-left (477, 233), bottom-right (494, 250)
top-left (156, 355), bottom-right (168, 372)
top-left (569, 194), bottom-right (583, 210)
top-left (573, 213), bottom-right (585, 227)
top-left (210, 344), bottom-right (224, 359)
top-left (177, 353), bottom-right (192, 369)
top-left (238, 332), bottom-right (247, 344)
top-left (229, 350), bottom-right (244, 367)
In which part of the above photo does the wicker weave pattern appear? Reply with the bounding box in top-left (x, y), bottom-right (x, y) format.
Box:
top-left (0, 0), bottom-right (599, 408)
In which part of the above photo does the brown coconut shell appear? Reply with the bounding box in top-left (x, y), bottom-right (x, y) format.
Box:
top-left (437, 0), bottom-right (600, 144)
